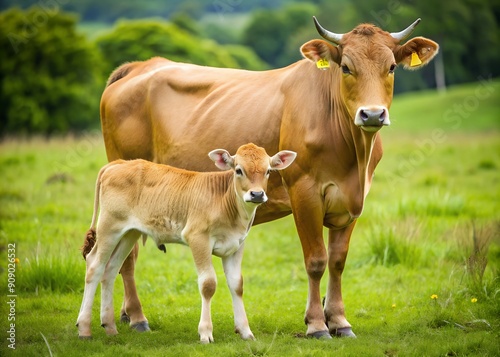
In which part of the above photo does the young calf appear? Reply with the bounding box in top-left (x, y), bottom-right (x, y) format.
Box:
top-left (76, 143), bottom-right (296, 343)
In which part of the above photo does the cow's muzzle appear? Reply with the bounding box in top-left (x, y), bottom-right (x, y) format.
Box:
top-left (355, 106), bottom-right (390, 131)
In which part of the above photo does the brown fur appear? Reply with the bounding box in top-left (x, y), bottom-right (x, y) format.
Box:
top-left (106, 62), bottom-right (134, 87)
top-left (98, 20), bottom-right (439, 337)
top-left (81, 228), bottom-right (96, 260)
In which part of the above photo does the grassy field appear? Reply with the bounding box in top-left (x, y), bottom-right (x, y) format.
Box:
top-left (1, 80), bottom-right (499, 356)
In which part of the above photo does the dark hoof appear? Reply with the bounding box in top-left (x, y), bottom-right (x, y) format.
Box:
top-left (332, 327), bottom-right (356, 338)
top-left (131, 321), bottom-right (150, 332)
top-left (120, 313), bottom-right (130, 324)
top-left (308, 330), bottom-right (332, 339)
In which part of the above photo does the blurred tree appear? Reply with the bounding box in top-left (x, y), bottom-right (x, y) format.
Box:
top-left (320, 0), bottom-right (500, 91)
top-left (0, 0), bottom-right (289, 23)
top-left (0, 7), bottom-right (104, 136)
top-left (95, 19), bottom-right (267, 75)
top-left (243, 2), bottom-right (317, 67)
top-left (243, 9), bottom-right (288, 66)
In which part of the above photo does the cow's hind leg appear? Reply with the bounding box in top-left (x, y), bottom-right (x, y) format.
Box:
top-left (222, 243), bottom-right (254, 340)
top-left (324, 224), bottom-right (356, 337)
top-left (119, 241), bottom-right (150, 332)
top-left (100, 230), bottom-right (141, 335)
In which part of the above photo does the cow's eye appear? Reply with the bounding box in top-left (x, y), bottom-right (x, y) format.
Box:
top-left (235, 168), bottom-right (243, 176)
top-left (341, 64), bottom-right (351, 75)
top-left (389, 64), bottom-right (396, 74)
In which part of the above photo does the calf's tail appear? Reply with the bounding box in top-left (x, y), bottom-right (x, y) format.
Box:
top-left (81, 161), bottom-right (122, 260)
top-left (81, 228), bottom-right (96, 260)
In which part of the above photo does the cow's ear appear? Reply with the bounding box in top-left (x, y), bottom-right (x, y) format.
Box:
top-left (394, 37), bottom-right (439, 70)
top-left (300, 40), bottom-right (341, 67)
top-left (271, 150), bottom-right (297, 170)
top-left (208, 149), bottom-right (234, 171)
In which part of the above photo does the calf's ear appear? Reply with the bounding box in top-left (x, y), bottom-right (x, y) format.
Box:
top-left (394, 37), bottom-right (439, 70)
top-left (271, 151), bottom-right (297, 170)
top-left (209, 149), bottom-right (234, 171)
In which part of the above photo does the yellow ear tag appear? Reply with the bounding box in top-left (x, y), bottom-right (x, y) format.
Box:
top-left (316, 58), bottom-right (330, 70)
top-left (410, 52), bottom-right (422, 67)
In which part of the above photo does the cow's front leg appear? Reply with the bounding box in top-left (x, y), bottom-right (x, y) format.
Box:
top-left (324, 224), bottom-right (356, 337)
top-left (289, 186), bottom-right (330, 339)
top-left (119, 242), bottom-right (150, 332)
top-left (222, 243), bottom-right (255, 340)
top-left (189, 235), bottom-right (217, 343)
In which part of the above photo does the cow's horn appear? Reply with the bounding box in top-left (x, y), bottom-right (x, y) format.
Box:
top-left (390, 18), bottom-right (421, 41)
top-left (313, 16), bottom-right (343, 45)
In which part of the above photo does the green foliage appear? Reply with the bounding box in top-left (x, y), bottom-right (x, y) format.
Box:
top-left (243, 3), bottom-right (318, 67)
top-left (0, 7), bottom-right (104, 136)
top-left (96, 19), bottom-right (267, 75)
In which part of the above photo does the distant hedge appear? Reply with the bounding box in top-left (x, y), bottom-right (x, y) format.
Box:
top-left (0, 9), bottom-right (266, 136)
top-left (0, 7), bottom-right (104, 135)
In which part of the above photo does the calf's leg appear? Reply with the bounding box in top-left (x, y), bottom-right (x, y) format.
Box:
top-left (189, 235), bottom-right (217, 343)
top-left (222, 243), bottom-right (254, 340)
top-left (100, 231), bottom-right (141, 335)
top-left (77, 226), bottom-right (121, 338)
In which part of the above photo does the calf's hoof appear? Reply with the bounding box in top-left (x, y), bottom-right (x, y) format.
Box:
top-left (199, 331), bottom-right (214, 344)
top-left (101, 323), bottom-right (118, 336)
top-left (78, 335), bottom-right (92, 340)
top-left (307, 330), bottom-right (332, 339)
top-left (331, 327), bottom-right (356, 338)
top-left (236, 327), bottom-right (255, 341)
top-left (131, 321), bottom-right (150, 332)
top-left (200, 336), bottom-right (214, 344)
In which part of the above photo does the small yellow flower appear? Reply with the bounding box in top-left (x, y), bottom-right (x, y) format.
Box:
top-left (14, 258), bottom-right (20, 264)
top-left (431, 294), bottom-right (438, 300)
top-left (471, 298), bottom-right (478, 303)
top-left (392, 304), bottom-right (396, 308)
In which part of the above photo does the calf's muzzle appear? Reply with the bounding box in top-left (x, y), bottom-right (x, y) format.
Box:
top-left (249, 190), bottom-right (266, 203)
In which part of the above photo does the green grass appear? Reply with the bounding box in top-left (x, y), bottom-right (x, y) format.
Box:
top-left (1, 81), bottom-right (499, 356)
top-left (389, 78), bottom-right (500, 133)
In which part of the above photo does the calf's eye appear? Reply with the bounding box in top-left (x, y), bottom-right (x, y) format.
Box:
top-left (341, 64), bottom-right (351, 75)
top-left (235, 168), bottom-right (243, 176)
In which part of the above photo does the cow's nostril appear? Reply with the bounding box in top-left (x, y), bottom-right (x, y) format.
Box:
top-left (379, 109), bottom-right (386, 122)
top-left (360, 108), bottom-right (385, 124)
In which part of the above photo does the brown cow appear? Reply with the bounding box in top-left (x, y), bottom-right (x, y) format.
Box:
top-left (77, 144), bottom-right (297, 342)
top-left (99, 17), bottom-right (438, 338)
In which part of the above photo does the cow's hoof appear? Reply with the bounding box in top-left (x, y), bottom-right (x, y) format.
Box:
top-left (78, 335), bottom-right (92, 340)
top-left (120, 313), bottom-right (130, 324)
top-left (332, 327), bottom-right (356, 338)
top-left (131, 321), bottom-right (150, 332)
top-left (307, 330), bottom-right (332, 339)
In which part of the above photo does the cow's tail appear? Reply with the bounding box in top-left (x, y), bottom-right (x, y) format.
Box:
top-left (81, 161), bottom-right (121, 260)
top-left (106, 62), bottom-right (135, 87)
